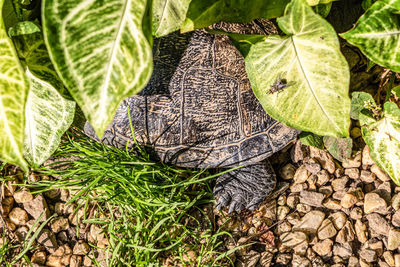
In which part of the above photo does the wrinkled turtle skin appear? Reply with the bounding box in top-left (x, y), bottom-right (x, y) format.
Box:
top-left (85, 20), bottom-right (300, 213)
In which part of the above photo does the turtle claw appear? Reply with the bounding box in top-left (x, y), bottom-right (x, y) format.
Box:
top-left (213, 161), bottom-right (276, 213)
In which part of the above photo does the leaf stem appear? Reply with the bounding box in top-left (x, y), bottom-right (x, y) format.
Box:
top-left (385, 72), bottom-right (396, 102)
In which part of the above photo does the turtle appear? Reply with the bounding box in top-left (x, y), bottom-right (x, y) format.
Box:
top-left (84, 20), bottom-right (300, 213)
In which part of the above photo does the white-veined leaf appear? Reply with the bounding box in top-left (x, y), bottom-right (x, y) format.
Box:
top-left (0, 0), bottom-right (28, 171)
top-left (43, 0), bottom-right (153, 138)
top-left (361, 102), bottom-right (400, 185)
top-left (13, 34), bottom-right (75, 167)
top-left (244, 0), bottom-right (350, 137)
top-left (340, 0), bottom-right (400, 72)
top-left (24, 70), bottom-right (75, 167)
top-left (152, 0), bottom-right (192, 37)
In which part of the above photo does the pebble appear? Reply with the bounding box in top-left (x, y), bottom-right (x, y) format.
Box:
top-left (8, 207), bottom-right (28, 226)
top-left (290, 183), bottom-right (307, 193)
top-left (360, 170), bottom-right (376, 183)
top-left (319, 185), bottom-right (333, 197)
top-left (395, 254), bottom-right (400, 267)
top-left (388, 229), bottom-right (400, 250)
top-left (316, 170), bottom-right (330, 186)
top-left (362, 146), bottom-right (375, 166)
top-left (50, 217), bottom-right (69, 233)
top-left (37, 229), bottom-right (58, 253)
top-left (366, 213), bottom-right (390, 236)
top-left (392, 210), bottom-right (400, 227)
top-left (260, 252), bottom-right (273, 266)
top-left (360, 248), bottom-right (377, 263)
top-left (313, 239), bottom-right (333, 256)
top-left (364, 192), bottom-right (387, 214)
top-left (13, 190), bottom-right (33, 203)
top-left (332, 176), bottom-right (349, 191)
top-left (323, 198), bottom-right (342, 210)
top-left (341, 192), bottom-right (358, 209)
top-left (292, 254), bottom-right (311, 267)
top-left (31, 251), bottom-right (46, 265)
top-left (371, 164), bottom-right (390, 182)
top-left (348, 256), bottom-right (359, 267)
top-left (277, 206), bottom-right (290, 221)
top-left (294, 165), bottom-right (310, 184)
top-left (355, 219), bottom-right (368, 243)
top-left (280, 163), bottom-right (296, 180)
top-left (73, 240), bottom-right (90, 255)
top-left (70, 255), bottom-right (82, 267)
top-left (336, 221), bottom-right (355, 243)
top-left (333, 243), bottom-right (353, 259)
top-left (276, 221), bottom-right (292, 235)
top-left (299, 191), bottom-right (325, 207)
top-left (280, 231), bottom-right (308, 248)
top-left (277, 195), bottom-right (286, 206)
top-left (1, 197), bottom-right (14, 215)
top-left (342, 153), bottom-right (362, 168)
top-left (286, 194), bottom-right (299, 209)
top-left (305, 159), bottom-right (321, 174)
top-left (350, 207), bottom-right (363, 220)
top-left (317, 219), bottom-right (337, 240)
top-left (345, 168), bottom-right (360, 179)
top-left (276, 253), bottom-right (292, 265)
top-left (23, 195), bottom-right (50, 221)
top-left (15, 226), bottom-right (29, 241)
top-left (329, 212), bottom-right (347, 230)
top-left (287, 212), bottom-right (301, 225)
top-left (393, 194), bottom-right (400, 210)
top-left (369, 240), bottom-right (383, 257)
top-left (383, 251), bottom-right (395, 266)
top-left (296, 203), bottom-right (312, 213)
top-left (309, 147), bottom-right (335, 174)
top-left (293, 210), bottom-right (325, 234)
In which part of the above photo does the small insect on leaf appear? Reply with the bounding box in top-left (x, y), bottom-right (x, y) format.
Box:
top-left (268, 75), bottom-right (291, 94)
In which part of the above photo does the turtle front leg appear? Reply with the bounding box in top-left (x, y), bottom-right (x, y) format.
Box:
top-left (213, 161), bottom-right (276, 213)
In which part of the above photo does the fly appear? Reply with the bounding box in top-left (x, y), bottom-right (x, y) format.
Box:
top-left (268, 75), bottom-right (291, 94)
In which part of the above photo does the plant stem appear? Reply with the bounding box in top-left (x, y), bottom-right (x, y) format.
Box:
top-left (385, 72), bottom-right (396, 102)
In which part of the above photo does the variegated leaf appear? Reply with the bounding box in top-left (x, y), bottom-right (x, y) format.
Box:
top-left (361, 102), bottom-right (400, 185)
top-left (340, 0), bottom-right (400, 72)
top-left (244, 0), bottom-right (350, 137)
top-left (0, 0), bottom-right (29, 171)
top-left (24, 70), bottom-right (75, 167)
top-left (152, 0), bottom-right (192, 37)
top-left (13, 33), bottom-right (75, 167)
top-left (43, 0), bottom-right (153, 138)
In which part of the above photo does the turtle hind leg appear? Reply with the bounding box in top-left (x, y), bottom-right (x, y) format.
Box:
top-left (213, 161), bottom-right (276, 213)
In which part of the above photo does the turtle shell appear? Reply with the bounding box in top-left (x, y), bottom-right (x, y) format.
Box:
top-left (89, 21), bottom-right (300, 168)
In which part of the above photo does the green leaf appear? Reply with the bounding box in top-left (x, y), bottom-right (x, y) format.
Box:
top-left (323, 136), bottom-right (353, 162)
top-left (362, 0), bottom-right (378, 10)
top-left (12, 33), bottom-right (75, 167)
top-left (181, 0), bottom-right (290, 33)
top-left (350, 91), bottom-right (375, 120)
top-left (152, 0), bottom-right (192, 37)
top-left (313, 2), bottom-right (332, 18)
top-left (0, 0), bottom-right (28, 171)
top-left (24, 70), bottom-right (75, 167)
top-left (340, 0), bottom-right (400, 73)
top-left (299, 132), bottom-right (324, 149)
top-left (392, 85), bottom-right (400, 98)
top-left (244, 0), bottom-right (350, 137)
top-left (8, 21), bottom-right (40, 37)
top-left (362, 102), bottom-right (400, 185)
top-left (42, 0), bottom-right (153, 138)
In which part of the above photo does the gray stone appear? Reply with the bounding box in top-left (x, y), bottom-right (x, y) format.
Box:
top-left (293, 211), bottom-right (325, 234)
top-left (333, 243), bottom-right (353, 259)
top-left (23, 195), bottom-right (50, 221)
top-left (366, 213), bottom-right (390, 236)
top-left (299, 191), bottom-right (325, 207)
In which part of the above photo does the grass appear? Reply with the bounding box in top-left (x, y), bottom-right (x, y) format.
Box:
top-left (16, 129), bottom-right (237, 266)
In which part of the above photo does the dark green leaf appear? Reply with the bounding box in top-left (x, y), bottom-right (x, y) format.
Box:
top-left (299, 132), bottom-right (324, 149)
top-left (323, 136), bottom-right (353, 162)
top-left (181, 0), bottom-right (290, 33)
top-left (313, 2), bottom-right (332, 18)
